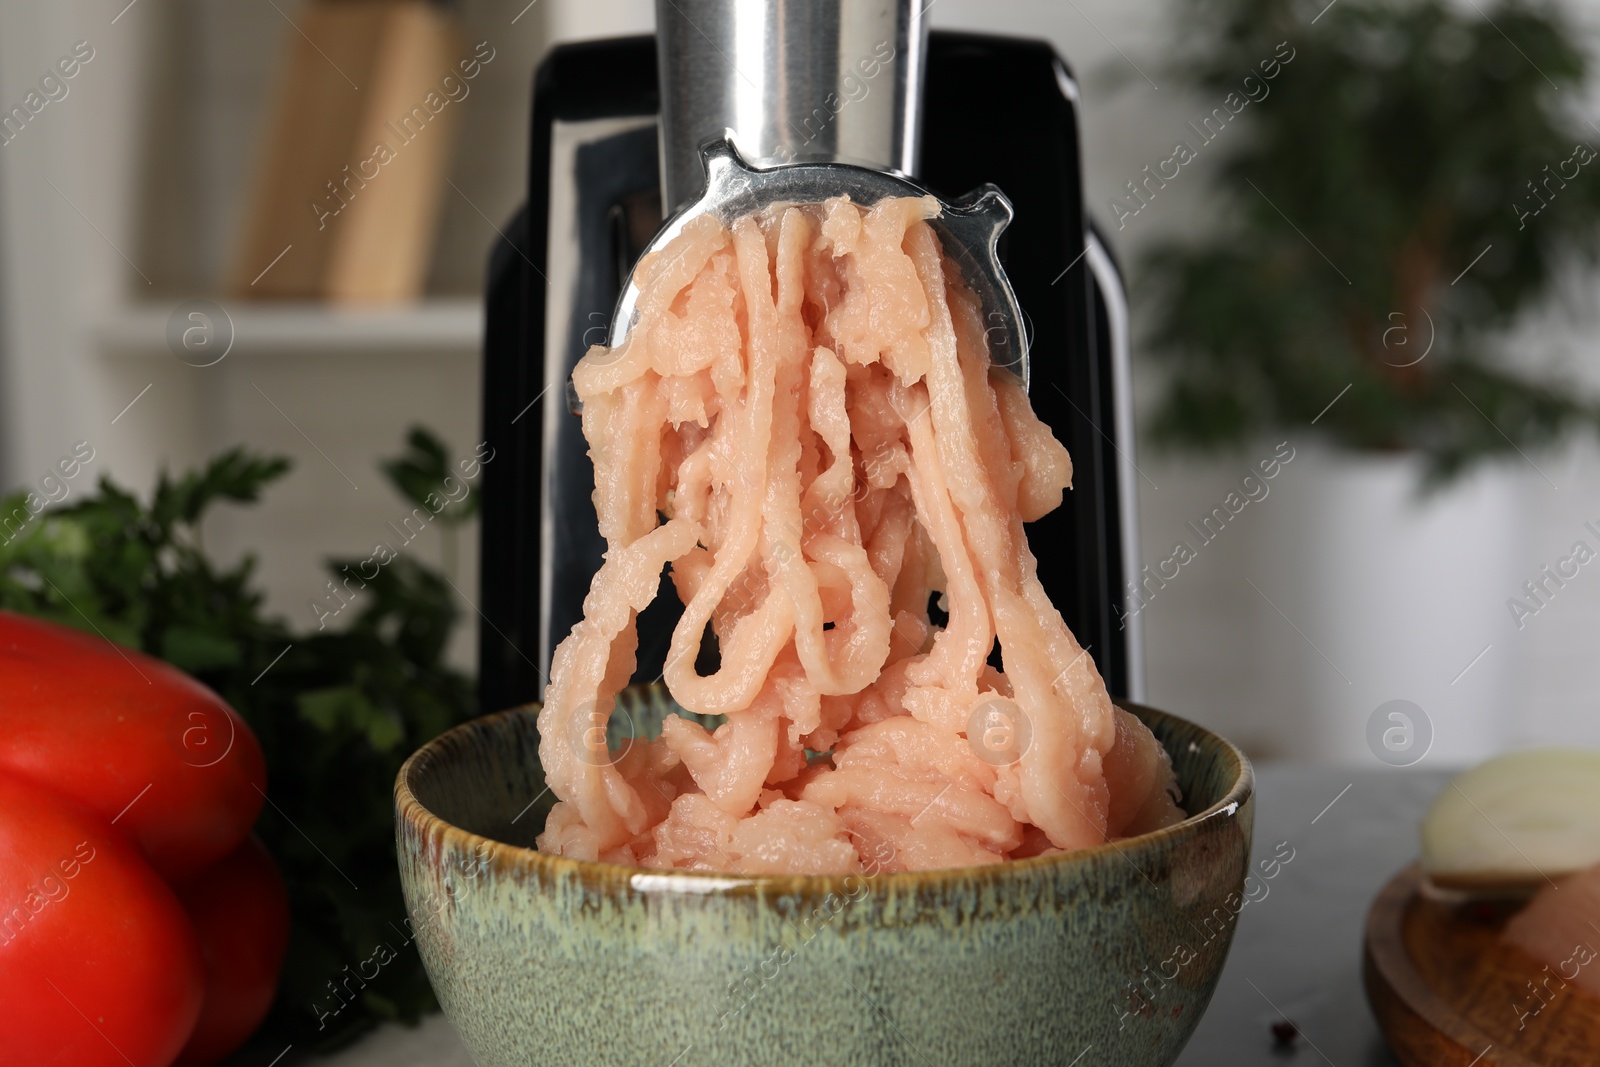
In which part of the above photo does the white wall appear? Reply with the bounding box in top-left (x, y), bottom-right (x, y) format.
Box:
top-left (0, 1), bottom-right (155, 500)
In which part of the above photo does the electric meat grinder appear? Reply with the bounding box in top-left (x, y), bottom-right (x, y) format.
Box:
top-left (477, 1), bottom-right (1143, 714)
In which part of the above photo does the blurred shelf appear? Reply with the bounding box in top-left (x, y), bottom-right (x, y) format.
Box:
top-left (96, 299), bottom-right (484, 358)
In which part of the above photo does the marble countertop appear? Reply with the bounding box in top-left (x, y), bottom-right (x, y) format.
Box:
top-left (1174, 765), bottom-right (1444, 1067)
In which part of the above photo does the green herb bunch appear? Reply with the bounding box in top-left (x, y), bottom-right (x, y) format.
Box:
top-left (0, 428), bottom-right (480, 1049)
top-left (1142, 0), bottom-right (1600, 482)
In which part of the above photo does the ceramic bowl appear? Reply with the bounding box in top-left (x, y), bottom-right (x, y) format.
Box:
top-left (395, 687), bottom-right (1253, 1067)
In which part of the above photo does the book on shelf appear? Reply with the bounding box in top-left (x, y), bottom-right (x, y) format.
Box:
top-left (231, 0), bottom-right (466, 304)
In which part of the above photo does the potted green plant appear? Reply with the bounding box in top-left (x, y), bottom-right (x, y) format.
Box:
top-left (1138, 0), bottom-right (1600, 761)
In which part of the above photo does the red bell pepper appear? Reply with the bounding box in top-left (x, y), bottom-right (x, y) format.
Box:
top-left (0, 611), bottom-right (290, 1066)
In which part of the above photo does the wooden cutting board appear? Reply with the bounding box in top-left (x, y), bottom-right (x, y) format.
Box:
top-left (1364, 864), bottom-right (1600, 1067)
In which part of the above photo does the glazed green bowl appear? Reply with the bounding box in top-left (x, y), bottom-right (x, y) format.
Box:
top-left (395, 687), bottom-right (1253, 1067)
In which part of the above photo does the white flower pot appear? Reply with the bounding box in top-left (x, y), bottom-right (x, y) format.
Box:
top-left (1243, 446), bottom-right (1522, 765)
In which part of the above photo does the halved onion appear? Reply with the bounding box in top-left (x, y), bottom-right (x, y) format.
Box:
top-left (1421, 749), bottom-right (1600, 893)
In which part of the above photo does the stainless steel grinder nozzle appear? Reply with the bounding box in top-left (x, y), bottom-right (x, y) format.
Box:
top-left (595, 1), bottom-right (1031, 389)
top-left (608, 136), bottom-right (1029, 388)
top-left (655, 0), bottom-right (928, 214)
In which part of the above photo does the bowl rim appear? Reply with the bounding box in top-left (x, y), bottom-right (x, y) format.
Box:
top-left (396, 698), bottom-right (1254, 894)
